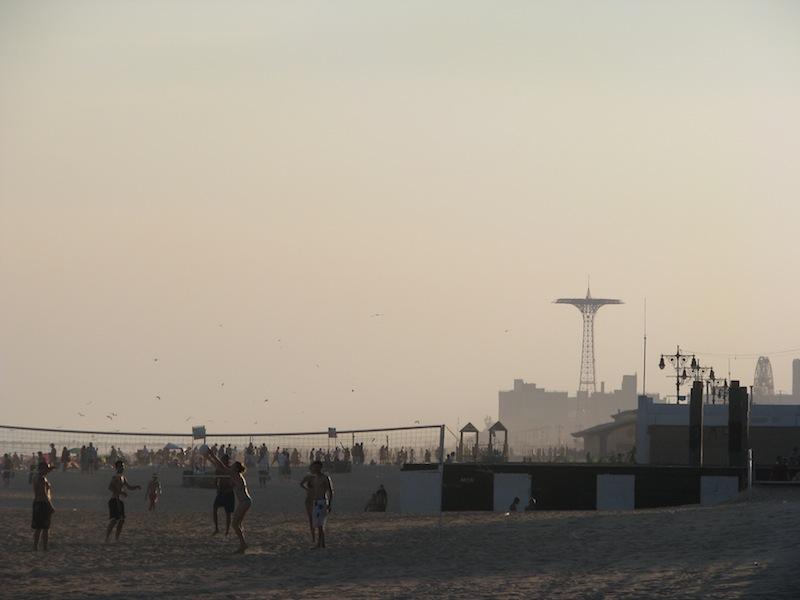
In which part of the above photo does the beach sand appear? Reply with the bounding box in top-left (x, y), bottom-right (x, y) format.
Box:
top-left (1, 467), bottom-right (797, 599)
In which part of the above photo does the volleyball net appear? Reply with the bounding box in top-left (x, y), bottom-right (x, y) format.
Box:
top-left (0, 424), bottom-right (445, 470)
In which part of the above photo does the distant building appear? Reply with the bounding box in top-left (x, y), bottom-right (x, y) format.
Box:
top-left (635, 396), bottom-right (800, 466)
top-left (572, 409), bottom-right (637, 461)
top-left (572, 396), bottom-right (800, 466)
top-left (498, 374), bottom-right (647, 454)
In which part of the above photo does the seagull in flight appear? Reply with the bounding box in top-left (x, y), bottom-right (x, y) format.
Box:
top-left (370, 313), bottom-right (383, 317)
top-left (77, 412), bottom-right (85, 417)
top-left (155, 395), bottom-right (161, 400)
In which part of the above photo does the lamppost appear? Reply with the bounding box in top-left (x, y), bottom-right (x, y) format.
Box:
top-left (688, 358), bottom-right (725, 405)
top-left (708, 378), bottom-right (729, 405)
top-left (658, 346), bottom-right (696, 403)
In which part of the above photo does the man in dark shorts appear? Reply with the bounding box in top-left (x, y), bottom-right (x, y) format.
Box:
top-left (213, 453), bottom-right (235, 535)
top-left (32, 461), bottom-right (55, 551)
top-left (105, 460), bottom-right (141, 543)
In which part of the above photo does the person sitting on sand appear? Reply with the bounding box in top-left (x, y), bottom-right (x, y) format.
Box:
top-left (364, 484), bottom-right (388, 512)
top-left (524, 497), bottom-right (537, 512)
top-left (306, 460), bottom-right (334, 549)
top-left (106, 460), bottom-right (141, 543)
top-left (203, 448), bottom-right (252, 553)
top-left (212, 454), bottom-right (236, 536)
top-left (32, 461), bottom-right (55, 551)
top-left (509, 497), bottom-right (520, 512)
top-left (146, 474), bottom-right (162, 511)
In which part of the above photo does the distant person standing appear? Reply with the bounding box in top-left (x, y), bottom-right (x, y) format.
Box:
top-left (105, 460), bottom-right (141, 543)
top-left (299, 468), bottom-right (317, 543)
top-left (60, 447), bottom-right (70, 472)
top-left (212, 454), bottom-right (235, 536)
top-left (257, 452), bottom-right (270, 488)
top-left (307, 460), bottom-right (333, 549)
top-left (146, 474), bottom-right (162, 511)
top-left (32, 461), bottom-right (55, 551)
top-left (2, 453), bottom-right (12, 486)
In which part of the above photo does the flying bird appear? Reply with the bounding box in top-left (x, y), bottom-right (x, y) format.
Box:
top-left (221, 382), bottom-right (225, 387)
top-left (370, 313), bottom-right (383, 318)
top-left (154, 358), bottom-right (158, 362)
top-left (185, 417), bottom-right (192, 422)
top-left (264, 398), bottom-right (269, 403)
top-left (155, 395), bottom-right (161, 400)
top-left (106, 415), bottom-right (113, 420)
top-left (77, 412), bottom-right (85, 417)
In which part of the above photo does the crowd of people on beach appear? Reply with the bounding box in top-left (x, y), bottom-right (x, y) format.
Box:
top-left (2, 439), bottom-right (443, 485)
top-left (24, 447), bottom-right (343, 554)
top-left (8, 438), bottom-right (434, 554)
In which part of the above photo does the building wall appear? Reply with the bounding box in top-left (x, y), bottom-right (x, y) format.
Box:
top-left (605, 422), bottom-right (636, 457)
top-left (648, 425), bottom-right (800, 466)
top-left (636, 395), bottom-right (800, 464)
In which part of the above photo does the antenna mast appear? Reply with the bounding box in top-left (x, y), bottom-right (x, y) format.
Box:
top-left (642, 298), bottom-right (647, 397)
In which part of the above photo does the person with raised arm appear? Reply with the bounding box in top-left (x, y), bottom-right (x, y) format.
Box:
top-left (32, 461), bottom-right (55, 551)
top-left (105, 460), bottom-right (141, 543)
top-left (202, 446), bottom-right (252, 553)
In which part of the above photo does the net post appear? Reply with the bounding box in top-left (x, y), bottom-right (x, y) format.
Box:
top-left (438, 424), bottom-right (445, 528)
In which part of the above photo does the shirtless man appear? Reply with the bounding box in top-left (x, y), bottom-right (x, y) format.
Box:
top-left (32, 461), bottom-right (55, 551)
top-left (305, 460), bottom-right (333, 548)
top-left (212, 454), bottom-right (235, 535)
top-left (105, 460), bottom-right (141, 543)
top-left (204, 448), bottom-right (252, 553)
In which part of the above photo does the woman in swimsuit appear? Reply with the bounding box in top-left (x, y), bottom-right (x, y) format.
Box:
top-left (204, 448), bottom-right (252, 553)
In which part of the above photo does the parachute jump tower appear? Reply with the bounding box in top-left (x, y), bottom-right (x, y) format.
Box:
top-left (555, 286), bottom-right (623, 394)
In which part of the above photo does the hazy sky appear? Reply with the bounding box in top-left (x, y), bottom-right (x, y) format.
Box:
top-left (2, 1), bottom-right (799, 434)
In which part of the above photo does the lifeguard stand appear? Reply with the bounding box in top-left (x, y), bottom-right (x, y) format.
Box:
top-left (488, 421), bottom-right (509, 461)
top-left (458, 422), bottom-right (479, 462)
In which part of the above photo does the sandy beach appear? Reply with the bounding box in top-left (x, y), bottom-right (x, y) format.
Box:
top-left (1, 466), bottom-right (798, 599)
